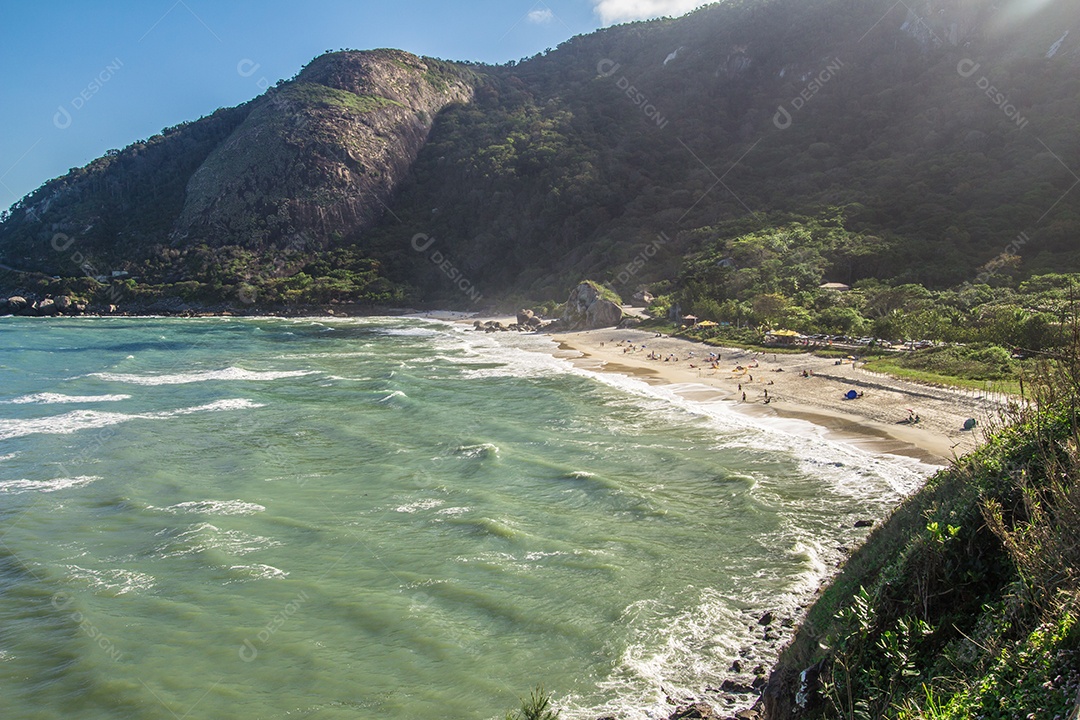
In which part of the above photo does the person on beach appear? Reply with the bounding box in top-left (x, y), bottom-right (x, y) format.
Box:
top-left (742, 392), bottom-right (746, 402)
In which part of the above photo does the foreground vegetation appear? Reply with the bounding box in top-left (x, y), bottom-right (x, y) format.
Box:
top-left (764, 329), bottom-right (1080, 718)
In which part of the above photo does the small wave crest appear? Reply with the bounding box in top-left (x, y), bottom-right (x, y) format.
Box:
top-left (394, 499), bottom-right (443, 514)
top-left (2, 393), bottom-right (131, 405)
top-left (455, 443), bottom-right (499, 459)
top-left (227, 563), bottom-right (288, 581)
top-left (158, 500), bottom-right (265, 516)
top-left (0, 476), bottom-right (100, 494)
top-left (63, 565), bottom-right (154, 595)
top-left (154, 522), bottom-right (281, 559)
top-left (88, 367), bottom-right (318, 386)
top-left (0, 399), bottom-right (263, 440)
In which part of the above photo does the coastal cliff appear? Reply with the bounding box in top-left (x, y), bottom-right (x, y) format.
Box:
top-left (753, 367), bottom-right (1080, 719)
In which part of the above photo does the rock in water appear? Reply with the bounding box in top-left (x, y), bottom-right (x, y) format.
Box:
top-left (666, 702), bottom-right (718, 719)
top-left (560, 281), bottom-right (623, 330)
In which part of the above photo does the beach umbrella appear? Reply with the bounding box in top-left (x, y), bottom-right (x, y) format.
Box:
top-left (845, 390), bottom-right (858, 400)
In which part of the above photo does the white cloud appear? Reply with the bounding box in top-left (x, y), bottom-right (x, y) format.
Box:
top-left (528, 8), bottom-right (555, 23)
top-left (592, 0), bottom-right (709, 25)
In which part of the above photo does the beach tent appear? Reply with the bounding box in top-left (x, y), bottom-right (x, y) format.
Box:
top-left (963, 418), bottom-right (977, 431)
top-left (845, 390), bottom-right (858, 400)
top-left (682, 315), bottom-right (699, 324)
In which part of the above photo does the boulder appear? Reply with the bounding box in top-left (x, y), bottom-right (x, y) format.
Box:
top-left (516, 309), bottom-right (535, 325)
top-left (560, 281), bottom-right (623, 330)
top-left (720, 679), bottom-right (756, 694)
top-left (666, 702), bottom-right (718, 719)
top-left (56, 296), bottom-right (73, 312)
top-left (35, 298), bottom-right (57, 316)
top-left (7, 296), bottom-right (27, 312)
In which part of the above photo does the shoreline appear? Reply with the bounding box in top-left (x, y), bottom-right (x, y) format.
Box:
top-left (3, 309), bottom-right (997, 466)
top-left (543, 326), bottom-right (999, 467)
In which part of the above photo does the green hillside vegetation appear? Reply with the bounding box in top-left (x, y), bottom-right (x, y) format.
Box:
top-left (3, 0), bottom-right (1077, 315)
top-left (761, 333), bottom-right (1080, 718)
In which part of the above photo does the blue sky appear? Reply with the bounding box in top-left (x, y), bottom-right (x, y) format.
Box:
top-left (0, 0), bottom-right (708, 211)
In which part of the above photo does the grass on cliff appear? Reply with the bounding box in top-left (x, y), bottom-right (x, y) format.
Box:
top-left (782, 326), bottom-right (1080, 719)
top-left (279, 82), bottom-right (403, 114)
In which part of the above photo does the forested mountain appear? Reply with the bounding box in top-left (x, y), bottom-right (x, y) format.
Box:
top-left (1, 0), bottom-right (1077, 310)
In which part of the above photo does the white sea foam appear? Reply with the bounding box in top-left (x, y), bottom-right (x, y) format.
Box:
top-left (228, 563), bottom-right (288, 580)
top-left (88, 367), bottom-right (318, 385)
top-left (63, 565), bottom-right (154, 595)
top-left (159, 500), bottom-right (265, 516)
top-left (394, 498), bottom-right (444, 513)
top-left (455, 443), bottom-right (498, 459)
top-left (0, 399), bottom-right (263, 440)
top-left (2, 393), bottom-right (131, 405)
top-left (0, 476), bottom-right (100, 494)
top-left (154, 522), bottom-right (280, 558)
top-left (0, 453), bottom-right (16, 462)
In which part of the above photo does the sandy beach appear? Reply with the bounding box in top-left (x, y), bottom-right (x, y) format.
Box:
top-left (543, 326), bottom-right (1004, 466)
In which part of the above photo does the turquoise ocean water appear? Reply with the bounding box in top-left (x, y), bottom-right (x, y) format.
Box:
top-left (0, 317), bottom-right (933, 719)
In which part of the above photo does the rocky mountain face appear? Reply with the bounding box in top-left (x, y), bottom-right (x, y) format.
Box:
top-left (0, 50), bottom-right (473, 289)
top-left (0, 0), bottom-right (1077, 308)
top-left (173, 50), bottom-right (474, 252)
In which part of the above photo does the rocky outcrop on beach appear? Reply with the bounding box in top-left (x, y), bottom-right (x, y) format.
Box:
top-left (472, 312), bottom-right (548, 333)
top-left (560, 281), bottom-right (623, 330)
top-left (2, 295), bottom-right (89, 316)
